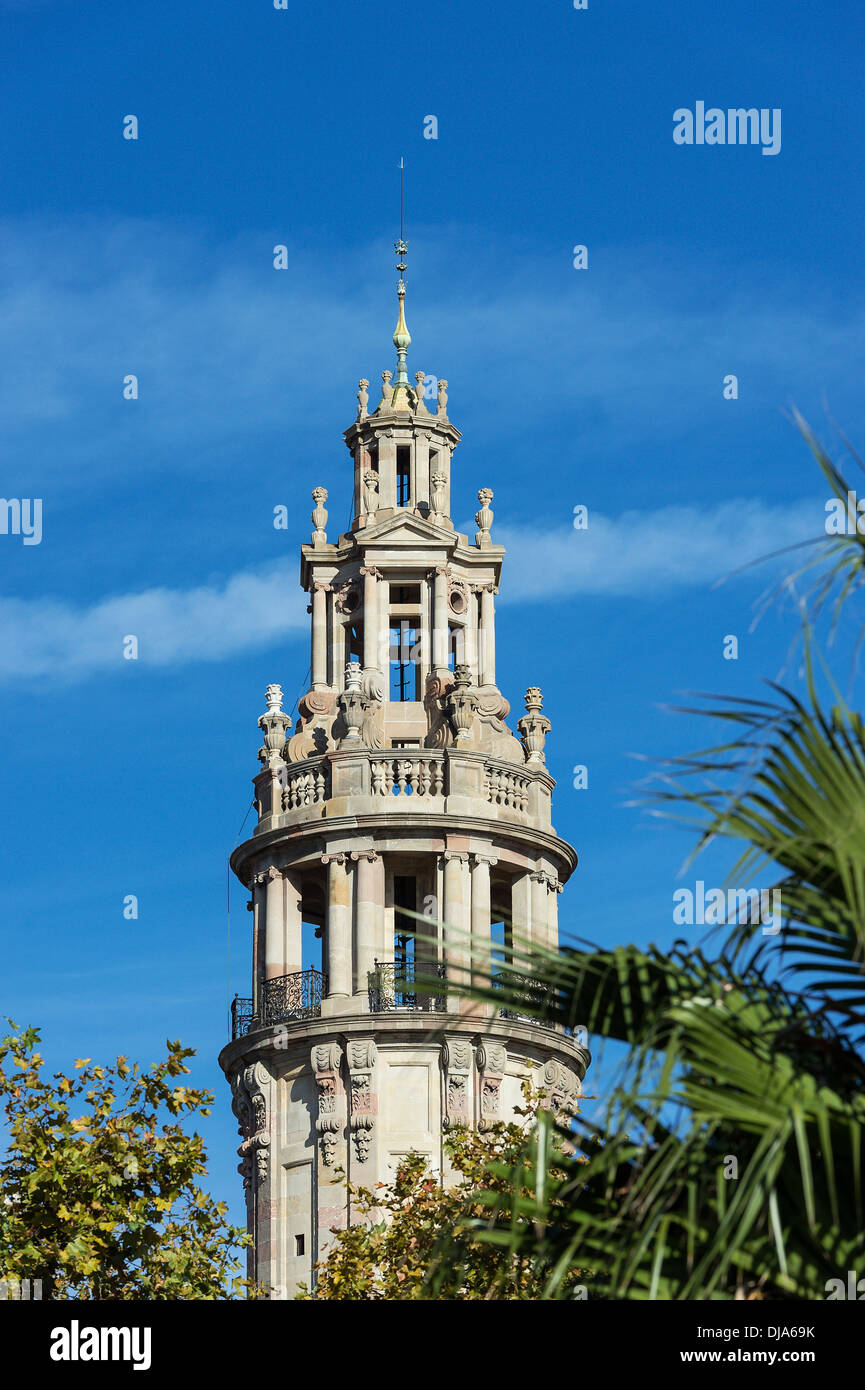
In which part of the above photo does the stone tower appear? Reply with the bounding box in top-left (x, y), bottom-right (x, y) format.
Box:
top-left (219, 239), bottom-right (589, 1298)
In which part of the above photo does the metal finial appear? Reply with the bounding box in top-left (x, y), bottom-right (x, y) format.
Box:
top-left (392, 158), bottom-right (411, 396)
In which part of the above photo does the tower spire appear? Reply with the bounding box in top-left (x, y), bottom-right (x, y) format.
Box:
top-left (392, 157), bottom-right (411, 403)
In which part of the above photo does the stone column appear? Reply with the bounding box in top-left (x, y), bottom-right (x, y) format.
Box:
top-left (479, 585), bottom-right (496, 688)
top-left (263, 867), bottom-right (284, 981)
top-left (432, 566), bottom-right (449, 673)
top-left (420, 576), bottom-right (432, 683)
top-left (471, 852), bottom-right (497, 1017)
top-left (377, 433), bottom-right (396, 509)
top-left (441, 447), bottom-right (452, 517)
top-left (351, 850), bottom-right (382, 996)
top-left (466, 589), bottom-right (479, 685)
top-left (323, 854), bottom-right (352, 1001)
top-left (511, 869), bottom-right (532, 963)
top-left (547, 875), bottom-right (561, 952)
top-left (442, 851), bottom-right (469, 1011)
top-left (264, 866), bottom-right (302, 980)
top-left (530, 870), bottom-right (550, 968)
top-left (361, 566), bottom-right (381, 675)
top-left (311, 582), bottom-right (329, 691)
top-left (353, 442), bottom-right (367, 520)
top-left (415, 431), bottom-right (430, 513)
top-left (252, 874), bottom-right (267, 1013)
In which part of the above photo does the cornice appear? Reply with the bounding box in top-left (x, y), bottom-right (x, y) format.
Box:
top-left (231, 811), bottom-right (577, 885)
top-left (219, 1010), bottom-right (590, 1083)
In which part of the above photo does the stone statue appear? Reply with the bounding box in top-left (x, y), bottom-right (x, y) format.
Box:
top-left (436, 378), bottom-right (448, 417)
top-left (356, 378), bottom-right (369, 420)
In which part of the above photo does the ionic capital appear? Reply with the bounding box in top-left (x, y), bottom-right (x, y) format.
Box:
top-left (350, 849), bottom-right (381, 864)
top-left (254, 866), bottom-right (282, 886)
top-left (321, 852), bottom-right (348, 866)
top-left (530, 869), bottom-right (559, 891)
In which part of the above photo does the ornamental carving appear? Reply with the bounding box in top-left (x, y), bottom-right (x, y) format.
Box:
top-left (430, 470), bottom-right (448, 518)
top-left (442, 1036), bottom-right (473, 1129)
top-left (346, 1039), bottom-right (377, 1165)
top-left (413, 369), bottom-right (430, 414)
top-left (379, 369), bottom-right (393, 405)
top-left (257, 684), bottom-right (291, 768)
top-left (334, 580), bottom-right (360, 615)
top-left (311, 487), bottom-right (328, 547)
top-left (518, 686), bottom-right (551, 764)
top-left (475, 488), bottom-right (493, 547)
top-left (231, 1061), bottom-right (272, 1189)
top-left (476, 1043), bottom-right (507, 1132)
top-left (445, 665), bottom-right (478, 745)
top-left (311, 1042), bottom-right (344, 1168)
top-left (448, 578), bottom-right (468, 615)
top-left (336, 662), bottom-right (370, 745)
top-left (541, 1060), bottom-right (581, 1126)
top-left (287, 689), bottom-right (337, 761)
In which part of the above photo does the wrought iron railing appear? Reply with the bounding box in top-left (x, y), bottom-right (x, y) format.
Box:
top-left (231, 995), bottom-right (254, 1040)
top-left (230, 968), bottom-right (327, 1039)
top-left (491, 971), bottom-right (558, 1029)
top-left (368, 958), bottom-right (447, 1013)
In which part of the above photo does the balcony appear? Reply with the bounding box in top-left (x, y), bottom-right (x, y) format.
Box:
top-left (254, 747), bottom-right (556, 836)
top-left (368, 958), bottom-right (447, 1014)
top-left (230, 967), bottom-right (327, 1040)
top-left (491, 971), bottom-right (561, 1031)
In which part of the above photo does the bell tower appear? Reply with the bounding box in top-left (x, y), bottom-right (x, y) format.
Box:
top-left (219, 234), bottom-right (589, 1299)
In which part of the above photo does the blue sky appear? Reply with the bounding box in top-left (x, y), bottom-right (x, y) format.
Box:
top-left (1, 0), bottom-right (863, 1228)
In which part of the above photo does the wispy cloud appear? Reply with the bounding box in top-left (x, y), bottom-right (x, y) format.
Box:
top-left (1, 217), bottom-right (862, 493)
top-left (0, 560), bottom-right (306, 682)
top-left (0, 500), bottom-right (817, 684)
top-left (497, 498), bottom-right (817, 601)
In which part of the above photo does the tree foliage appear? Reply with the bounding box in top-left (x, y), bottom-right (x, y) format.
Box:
top-left (300, 1090), bottom-right (588, 1300)
top-left (0, 1023), bottom-right (252, 1299)
top-left (339, 418), bottom-right (865, 1301)
top-left (448, 418), bottom-right (865, 1299)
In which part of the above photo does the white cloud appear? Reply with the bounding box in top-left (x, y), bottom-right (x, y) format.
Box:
top-left (0, 500), bottom-right (818, 684)
top-left (0, 560), bottom-right (307, 683)
top-left (497, 498), bottom-right (818, 601)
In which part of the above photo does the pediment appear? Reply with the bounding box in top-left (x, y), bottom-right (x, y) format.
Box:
top-left (357, 512), bottom-right (459, 547)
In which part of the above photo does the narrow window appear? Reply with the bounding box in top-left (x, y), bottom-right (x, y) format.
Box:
top-left (390, 621), bottom-right (420, 700)
top-left (394, 876), bottom-right (417, 970)
top-left (295, 1234), bottom-right (305, 1257)
top-left (396, 445), bottom-right (411, 505)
